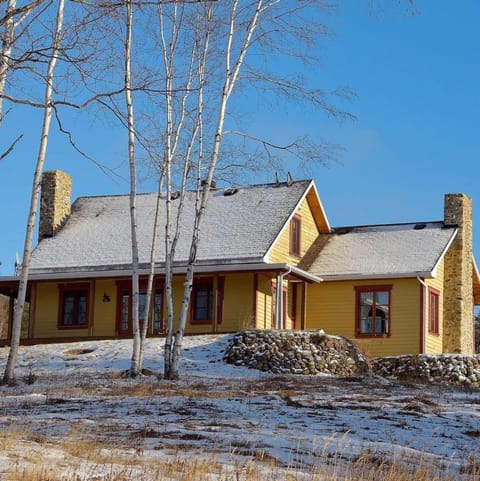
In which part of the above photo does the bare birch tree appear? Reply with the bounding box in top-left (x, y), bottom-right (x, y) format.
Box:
top-left (0, 0), bottom-right (47, 159)
top-left (138, 0), bottom-right (353, 379)
top-left (123, 0), bottom-right (143, 377)
top-left (2, 0), bottom-right (65, 384)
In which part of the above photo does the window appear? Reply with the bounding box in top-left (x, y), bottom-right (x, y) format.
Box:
top-left (355, 285), bottom-right (392, 337)
top-left (191, 277), bottom-right (224, 324)
top-left (59, 283), bottom-right (89, 328)
top-left (428, 288), bottom-right (440, 335)
top-left (290, 215), bottom-right (301, 256)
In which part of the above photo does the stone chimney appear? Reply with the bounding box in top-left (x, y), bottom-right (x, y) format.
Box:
top-left (442, 193), bottom-right (474, 354)
top-left (39, 170), bottom-right (72, 241)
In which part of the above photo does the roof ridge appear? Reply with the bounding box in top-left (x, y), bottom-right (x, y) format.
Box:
top-left (332, 220), bottom-right (445, 230)
top-left (74, 179), bottom-right (313, 202)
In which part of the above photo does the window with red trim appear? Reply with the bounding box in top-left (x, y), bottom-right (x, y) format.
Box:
top-left (59, 283), bottom-right (89, 328)
top-left (428, 288), bottom-right (440, 335)
top-left (191, 277), bottom-right (224, 324)
top-left (355, 285), bottom-right (392, 338)
top-left (290, 215), bottom-right (301, 256)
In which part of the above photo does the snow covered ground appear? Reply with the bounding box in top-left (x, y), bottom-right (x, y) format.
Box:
top-left (0, 335), bottom-right (479, 480)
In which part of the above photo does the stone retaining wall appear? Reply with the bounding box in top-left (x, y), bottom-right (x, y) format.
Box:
top-left (224, 330), bottom-right (480, 388)
top-left (371, 354), bottom-right (480, 388)
top-left (223, 330), bottom-right (369, 376)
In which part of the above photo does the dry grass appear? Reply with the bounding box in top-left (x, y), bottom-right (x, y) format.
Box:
top-left (4, 449), bottom-right (466, 481)
top-left (1, 423), bottom-right (472, 481)
top-left (1, 373), bottom-right (478, 481)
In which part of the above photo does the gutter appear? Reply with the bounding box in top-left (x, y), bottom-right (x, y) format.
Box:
top-left (0, 262), bottom-right (322, 284)
top-left (317, 271), bottom-right (433, 282)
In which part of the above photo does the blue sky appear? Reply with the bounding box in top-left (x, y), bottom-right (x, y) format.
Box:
top-left (1, 0), bottom-right (480, 275)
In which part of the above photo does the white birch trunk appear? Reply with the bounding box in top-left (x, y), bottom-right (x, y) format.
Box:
top-left (0, 0), bottom-right (16, 125)
top-left (161, 4), bottom-right (175, 377)
top-left (2, 0), bottom-right (65, 384)
top-left (125, 0), bottom-right (141, 377)
top-left (168, 0), bottom-right (263, 379)
top-left (162, 4), bottom-right (210, 379)
top-left (138, 172), bottom-right (164, 371)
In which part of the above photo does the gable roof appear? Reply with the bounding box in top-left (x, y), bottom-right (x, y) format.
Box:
top-left (28, 180), bottom-right (318, 276)
top-left (302, 221), bottom-right (458, 280)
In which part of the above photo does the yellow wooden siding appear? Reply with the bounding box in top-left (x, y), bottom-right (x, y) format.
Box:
top-left (256, 274), bottom-right (274, 329)
top-left (268, 197), bottom-right (319, 265)
top-left (34, 282), bottom-right (90, 338)
top-left (31, 272), bottom-right (292, 338)
top-left (221, 273), bottom-right (254, 332)
top-left (166, 273), bottom-right (254, 334)
top-left (92, 279), bottom-right (117, 336)
top-left (425, 259), bottom-right (444, 354)
top-left (306, 278), bottom-right (421, 357)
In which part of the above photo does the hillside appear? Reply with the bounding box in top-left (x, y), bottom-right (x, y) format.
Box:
top-left (0, 335), bottom-right (479, 480)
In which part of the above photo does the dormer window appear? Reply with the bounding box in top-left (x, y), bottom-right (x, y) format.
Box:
top-left (290, 214), bottom-right (301, 257)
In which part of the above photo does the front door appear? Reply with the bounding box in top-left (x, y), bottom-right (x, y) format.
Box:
top-left (116, 280), bottom-right (163, 336)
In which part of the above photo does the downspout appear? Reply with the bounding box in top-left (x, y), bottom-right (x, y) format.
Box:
top-left (275, 267), bottom-right (291, 329)
top-left (417, 275), bottom-right (427, 354)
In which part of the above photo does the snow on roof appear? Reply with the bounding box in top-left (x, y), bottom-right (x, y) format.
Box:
top-left (29, 180), bottom-right (313, 274)
top-left (303, 221), bottom-right (457, 279)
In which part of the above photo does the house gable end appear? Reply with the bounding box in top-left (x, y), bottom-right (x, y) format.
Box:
top-left (264, 181), bottom-right (330, 265)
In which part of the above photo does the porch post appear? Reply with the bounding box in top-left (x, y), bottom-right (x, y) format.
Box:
top-left (301, 281), bottom-right (307, 331)
top-left (276, 273), bottom-right (283, 330)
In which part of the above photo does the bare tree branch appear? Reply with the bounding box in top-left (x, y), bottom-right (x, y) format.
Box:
top-left (0, 133), bottom-right (22, 160)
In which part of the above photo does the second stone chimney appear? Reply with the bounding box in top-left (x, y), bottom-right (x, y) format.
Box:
top-left (39, 170), bottom-right (72, 241)
top-left (442, 193), bottom-right (474, 354)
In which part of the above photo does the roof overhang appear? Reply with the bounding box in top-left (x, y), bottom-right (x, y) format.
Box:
top-left (0, 262), bottom-right (322, 285)
top-left (317, 271), bottom-right (434, 282)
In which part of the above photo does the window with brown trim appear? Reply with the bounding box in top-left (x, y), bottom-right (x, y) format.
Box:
top-left (290, 215), bottom-right (301, 257)
top-left (59, 283), bottom-right (89, 329)
top-left (191, 277), bottom-right (224, 325)
top-left (355, 285), bottom-right (392, 338)
top-left (428, 288), bottom-right (440, 335)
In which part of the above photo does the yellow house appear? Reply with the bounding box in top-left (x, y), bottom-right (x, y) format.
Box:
top-left (0, 170), bottom-right (478, 357)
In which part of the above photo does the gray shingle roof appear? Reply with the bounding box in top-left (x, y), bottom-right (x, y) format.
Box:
top-left (29, 180), bottom-right (313, 274)
top-left (303, 222), bottom-right (457, 279)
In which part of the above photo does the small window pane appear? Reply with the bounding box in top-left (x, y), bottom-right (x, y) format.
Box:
top-left (78, 295), bottom-right (87, 325)
top-left (360, 292), bottom-right (373, 304)
top-left (360, 318), bottom-right (372, 334)
top-left (63, 296), bottom-right (74, 325)
top-left (360, 305), bottom-right (371, 319)
top-left (375, 318), bottom-right (386, 334)
top-left (139, 292), bottom-right (147, 322)
top-left (154, 290), bottom-right (162, 331)
top-left (375, 292), bottom-right (389, 305)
